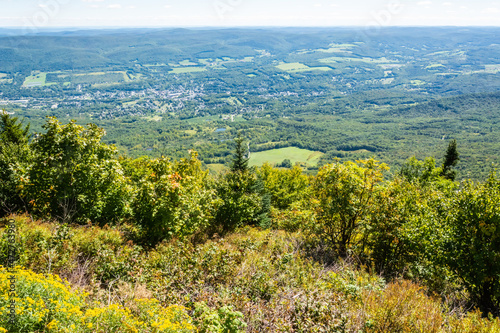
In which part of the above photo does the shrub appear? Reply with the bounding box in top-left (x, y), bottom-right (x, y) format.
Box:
top-left (192, 301), bottom-right (246, 333)
top-left (442, 172), bottom-right (500, 316)
top-left (257, 163), bottom-right (309, 210)
top-left (311, 159), bottom-right (388, 256)
top-left (132, 152), bottom-right (220, 246)
top-left (24, 117), bottom-right (131, 225)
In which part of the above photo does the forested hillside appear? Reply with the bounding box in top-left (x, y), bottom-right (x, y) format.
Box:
top-left (1, 27), bottom-right (500, 179)
top-left (1, 114), bottom-right (500, 332)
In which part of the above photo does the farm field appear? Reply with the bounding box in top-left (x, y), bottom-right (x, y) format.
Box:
top-left (319, 56), bottom-right (395, 64)
top-left (23, 72), bottom-right (54, 87)
top-left (36, 71), bottom-right (132, 86)
top-left (249, 147), bottom-right (324, 167)
top-left (276, 62), bottom-right (331, 72)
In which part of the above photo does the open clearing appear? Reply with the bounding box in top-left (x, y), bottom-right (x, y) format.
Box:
top-left (276, 62), bottom-right (332, 73)
top-left (142, 115), bottom-right (162, 122)
top-left (179, 60), bottom-right (198, 66)
top-left (298, 43), bottom-right (357, 54)
top-left (23, 72), bottom-right (54, 87)
top-left (319, 56), bottom-right (395, 64)
top-left (43, 71), bottom-right (130, 86)
top-left (169, 67), bottom-right (207, 74)
top-left (426, 64), bottom-right (445, 69)
top-left (249, 147), bottom-right (324, 167)
top-left (411, 80), bottom-right (426, 86)
top-left (485, 64), bottom-right (500, 73)
top-left (207, 163), bottom-right (228, 174)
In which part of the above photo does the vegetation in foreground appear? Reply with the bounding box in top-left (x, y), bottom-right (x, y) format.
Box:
top-left (1, 113), bottom-right (500, 331)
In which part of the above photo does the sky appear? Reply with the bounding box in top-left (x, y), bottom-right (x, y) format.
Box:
top-left (0, 0), bottom-right (499, 28)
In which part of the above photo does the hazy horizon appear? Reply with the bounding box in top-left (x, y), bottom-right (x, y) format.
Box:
top-left (1, 0), bottom-right (499, 30)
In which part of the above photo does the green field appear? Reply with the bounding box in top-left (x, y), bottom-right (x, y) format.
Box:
top-left (169, 67), bottom-right (207, 74)
top-left (42, 71), bottom-right (130, 86)
top-left (142, 115), bottom-right (162, 122)
top-left (23, 72), bottom-right (50, 87)
top-left (249, 147), bottom-right (324, 167)
top-left (411, 80), bottom-right (426, 86)
top-left (179, 60), bottom-right (198, 66)
top-left (276, 62), bottom-right (332, 73)
top-left (206, 163), bottom-right (228, 174)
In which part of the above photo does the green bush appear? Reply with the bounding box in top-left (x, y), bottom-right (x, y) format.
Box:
top-left (311, 159), bottom-right (388, 256)
top-left (24, 117), bottom-right (131, 225)
top-left (193, 301), bottom-right (246, 333)
top-left (132, 151), bottom-right (220, 246)
top-left (442, 172), bottom-right (500, 316)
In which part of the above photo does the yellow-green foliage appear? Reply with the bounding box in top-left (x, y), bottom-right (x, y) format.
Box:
top-left (2, 216), bottom-right (500, 332)
top-left (270, 203), bottom-right (314, 232)
top-left (257, 163), bottom-right (310, 210)
top-left (354, 279), bottom-right (500, 333)
top-left (0, 266), bottom-right (195, 332)
top-left (312, 159), bottom-right (388, 255)
top-left (132, 151), bottom-right (221, 245)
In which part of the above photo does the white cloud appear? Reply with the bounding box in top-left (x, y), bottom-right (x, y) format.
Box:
top-left (314, 4), bottom-right (322, 7)
top-left (82, 0), bottom-right (104, 2)
top-left (417, 1), bottom-right (432, 5)
top-left (107, 4), bottom-right (122, 9)
top-left (164, 5), bottom-right (172, 9)
top-left (442, 2), bottom-right (452, 6)
top-left (128, 6), bottom-right (136, 9)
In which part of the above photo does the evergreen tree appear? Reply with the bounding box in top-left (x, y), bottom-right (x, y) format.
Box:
top-left (0, 113), bottom-right (30, 145)
top-left (441, 139), bottom-right (459, 181)
top-left (230, 132), bottom-right (249, 173)
top-left (215, 132), bottom-right (270, 233)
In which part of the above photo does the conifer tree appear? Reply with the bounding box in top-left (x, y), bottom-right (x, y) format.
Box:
top-left (0, 112), bottom-right (30, 145)
top-left (441, 139), bottom-right (459, 181)
top-left (231, 132), bottom-right (249, 173)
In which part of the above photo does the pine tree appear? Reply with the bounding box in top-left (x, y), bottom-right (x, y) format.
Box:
top-left (0, 113), bottom-right (30, 145)
top-left (231, 132), bottom-right (249, 173)
top-left (441, 139), bottom-right (459, 181)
